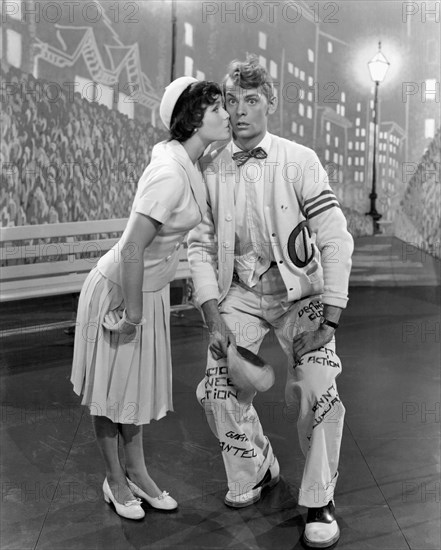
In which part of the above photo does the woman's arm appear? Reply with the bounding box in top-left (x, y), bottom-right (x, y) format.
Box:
top-left (120, 212), bottom-right (162, 323)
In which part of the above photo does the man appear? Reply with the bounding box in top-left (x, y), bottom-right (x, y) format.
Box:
top-left (187, 55), bottom-right (353, 548)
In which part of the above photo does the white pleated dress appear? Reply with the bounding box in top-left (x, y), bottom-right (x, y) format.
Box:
top-left (71, 140), bottom-right (207, 425)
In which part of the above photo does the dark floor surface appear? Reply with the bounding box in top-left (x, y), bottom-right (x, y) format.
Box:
top-left (1, 237), bottom-right (440, 550)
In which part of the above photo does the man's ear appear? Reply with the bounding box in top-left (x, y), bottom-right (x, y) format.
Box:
top-left (267, 95), bottom-right (278, 115)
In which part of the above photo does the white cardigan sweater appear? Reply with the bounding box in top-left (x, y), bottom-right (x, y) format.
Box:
top-left (187, 134), bottom-right (354, 309)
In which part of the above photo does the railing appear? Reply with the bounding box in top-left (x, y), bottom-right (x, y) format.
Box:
top-left (0, 219), bottom-right (191, 303)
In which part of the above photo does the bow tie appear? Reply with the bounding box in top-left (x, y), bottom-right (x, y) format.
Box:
top-left (232, 147), bottom-right (267, 167)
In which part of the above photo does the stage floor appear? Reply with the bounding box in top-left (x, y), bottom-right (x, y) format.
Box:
top-left (1, 237), bottom-right (440, 550)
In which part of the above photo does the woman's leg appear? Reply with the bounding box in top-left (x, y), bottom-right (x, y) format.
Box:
top-left (119, 423), bottom-right (162, 497)
top-left (92, 415), bottom-right (134, 503)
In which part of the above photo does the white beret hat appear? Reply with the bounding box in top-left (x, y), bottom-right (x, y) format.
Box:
top-left (159, 76), bottom-right (198, 130)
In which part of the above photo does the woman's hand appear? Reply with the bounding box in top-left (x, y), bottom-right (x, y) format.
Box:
top-left (292, 324), bottom-right (335, 365)
top-left (102, 308), bottom-right (138, 342)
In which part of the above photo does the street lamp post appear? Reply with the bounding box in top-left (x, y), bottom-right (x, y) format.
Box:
top-left (170, 0), bottom-right (177, 82)
top-left (367, 41), bottom-right (390, 234)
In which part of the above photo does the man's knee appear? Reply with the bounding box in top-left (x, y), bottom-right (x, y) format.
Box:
top-left (201, 359), bottom-right (238, 404)
top-left (297, 348), bottom-right (342, 386)
top-left (287, 348), bottom-right (344, 415)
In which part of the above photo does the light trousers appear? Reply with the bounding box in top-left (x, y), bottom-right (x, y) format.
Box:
top-left (196, 266), bottom-right (345, 508)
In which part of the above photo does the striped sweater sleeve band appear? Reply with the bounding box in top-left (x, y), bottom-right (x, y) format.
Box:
top-left (304, 190), bottom-right (340, 220)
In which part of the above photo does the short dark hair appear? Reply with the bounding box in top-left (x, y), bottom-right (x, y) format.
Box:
top-left (169, 81), bottom-right (222, 142)
top-left (223, 53), bottom-right (274, 102)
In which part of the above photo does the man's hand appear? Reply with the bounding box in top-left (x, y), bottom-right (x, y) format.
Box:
top-left (201, 299), bottom-right (235, 360)
top-left (292, 324), bottom-right (335, 365)
top-left (208, 318), bottom-right (236, 360)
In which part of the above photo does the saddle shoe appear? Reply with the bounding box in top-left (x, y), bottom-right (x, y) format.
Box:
top-left (303, 500), bottom-right (340, 548)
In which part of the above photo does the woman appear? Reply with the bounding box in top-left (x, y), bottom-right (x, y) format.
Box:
top-left (71, 77), bottom-right (230, 520)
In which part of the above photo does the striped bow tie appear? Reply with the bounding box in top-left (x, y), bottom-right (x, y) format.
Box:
top-left (232, 147), bottom-right (267, 167)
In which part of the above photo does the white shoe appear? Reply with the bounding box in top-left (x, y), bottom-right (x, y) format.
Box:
top-left (303, 501), bottom-right (340, 548)
top-left (224, 486), bottom-right (261, 508)
top-left (224, 457), bottom-right (280, 508)
top-left (102, 478), bottom-right (145, 520)
top-left (126, 477), bottom-right (178, 510)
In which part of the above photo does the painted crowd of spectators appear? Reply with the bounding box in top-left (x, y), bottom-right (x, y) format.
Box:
top-left (1, 61), bottom-right (167, 227)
